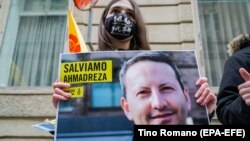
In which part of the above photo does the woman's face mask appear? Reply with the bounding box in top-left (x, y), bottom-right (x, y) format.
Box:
top-left (105, 13), bottom-right (136, 40)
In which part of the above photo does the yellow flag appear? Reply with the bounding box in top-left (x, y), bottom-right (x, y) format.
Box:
top-left (68, 9), bottom-right (90, 53)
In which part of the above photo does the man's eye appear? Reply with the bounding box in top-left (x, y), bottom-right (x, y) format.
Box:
top-left (137, 90), bottom-right (150, 95)
top-left (161, 87), bottom-right (174, 93)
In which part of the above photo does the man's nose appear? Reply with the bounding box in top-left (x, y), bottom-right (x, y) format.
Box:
top-left (151, 90), bottom-right (166, 110)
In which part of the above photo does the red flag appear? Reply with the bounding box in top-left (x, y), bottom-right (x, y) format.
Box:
top-left (68, 9), bottom-right (90, 53)
top-left (73, 0), bottom-right (98, 11)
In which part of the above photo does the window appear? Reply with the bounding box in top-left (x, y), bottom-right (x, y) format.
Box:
top-left (0, 0), bottom-right (67, 86)
top-left (197, 0), bottom-right (250, 86)
top-left (92, 83), bottom-right (122, 108)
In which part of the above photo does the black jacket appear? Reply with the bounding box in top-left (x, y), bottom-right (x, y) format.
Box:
top-left (216, 46), bottom-right (250, 124)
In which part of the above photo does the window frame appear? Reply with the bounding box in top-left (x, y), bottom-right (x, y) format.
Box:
top-left (191, 0), bottom-right (219, 94)
top-left (0, 0), bottom-right (67, 87)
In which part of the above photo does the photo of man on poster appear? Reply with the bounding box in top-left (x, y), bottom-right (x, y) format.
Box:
top-left (119, 51), bottom-right (209, 125)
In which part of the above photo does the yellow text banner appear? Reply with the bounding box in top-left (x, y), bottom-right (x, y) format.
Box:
top-left (60, 60), bottom-right (112, 84)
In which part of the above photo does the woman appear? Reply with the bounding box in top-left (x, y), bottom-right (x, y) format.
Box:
top-left (98, 0), bottom-right (150, 50)
top-left (52, 0), bottom-right (216, 120)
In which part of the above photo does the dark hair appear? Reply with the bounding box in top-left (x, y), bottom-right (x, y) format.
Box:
top-left (98, 0), bottom-right (150, 51)
top-left (119, 51), bottom-right (185, 98)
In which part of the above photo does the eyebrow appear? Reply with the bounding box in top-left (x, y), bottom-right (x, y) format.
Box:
top-left (159, 82), bottom-right (176, 88)
top-left (110, 6), bottom-right (134, 13)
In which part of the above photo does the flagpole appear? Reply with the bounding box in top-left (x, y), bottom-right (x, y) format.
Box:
top-left (86, 8), bottom-right (94, 51)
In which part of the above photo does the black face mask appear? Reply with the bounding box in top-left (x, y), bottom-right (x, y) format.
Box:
top-left (105, 13), bottom-right (136, 40)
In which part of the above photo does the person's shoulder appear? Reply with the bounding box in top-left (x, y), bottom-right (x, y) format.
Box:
top-left (236, 45), bottom-right (250, 55)
top-left (223, 47), bottom-right (250, 70)
top-left (228, 46), bottom-right (250, 60)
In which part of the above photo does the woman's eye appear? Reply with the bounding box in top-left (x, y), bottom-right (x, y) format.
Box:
top-left (111, 9), bottom-right (119, 14)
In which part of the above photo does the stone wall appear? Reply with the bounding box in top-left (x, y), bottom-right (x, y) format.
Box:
top-left (0, 88), bottom-right (56, 140)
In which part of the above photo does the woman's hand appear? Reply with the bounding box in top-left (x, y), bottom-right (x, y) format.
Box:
top-left (195, 77), bottom-right (217, 114)
top-left (52, 80), bottom-right (71, 108)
